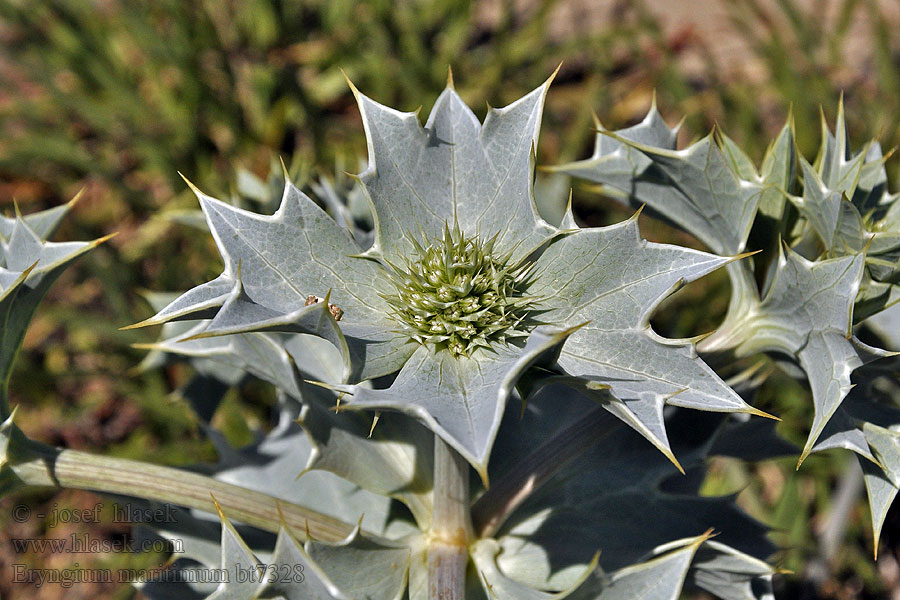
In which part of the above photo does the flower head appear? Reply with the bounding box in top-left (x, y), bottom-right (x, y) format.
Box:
top-left (383, 224), bottom-right (534, 357)
top-left (134, 73), bottom-right (767, 480)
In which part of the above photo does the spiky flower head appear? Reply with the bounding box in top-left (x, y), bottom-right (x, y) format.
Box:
top-left (383, 224), bottom-right (534, 357)
top-left (132, 76), bottom-right (768, 479)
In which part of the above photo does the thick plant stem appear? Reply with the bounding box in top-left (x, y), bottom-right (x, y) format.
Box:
top-left (696, 262), bottom-right (759, 356)
top-left (428, 436), bottom-right (471, 600)
top-left (6, 432), bottom-right (358, 543)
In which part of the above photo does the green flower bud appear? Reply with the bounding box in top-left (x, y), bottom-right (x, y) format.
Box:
top-left (384, 224), bottom-right (534, 356)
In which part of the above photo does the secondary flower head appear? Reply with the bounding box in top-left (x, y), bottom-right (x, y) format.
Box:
top-left (133, 72), bottom-right (768, 480)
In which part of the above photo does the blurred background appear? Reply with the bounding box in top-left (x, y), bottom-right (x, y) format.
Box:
top-left (0, 0), bottom-right (898, 598)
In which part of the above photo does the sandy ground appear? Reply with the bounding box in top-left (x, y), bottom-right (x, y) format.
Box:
top-left (483, 0), bottom-right (900, 84)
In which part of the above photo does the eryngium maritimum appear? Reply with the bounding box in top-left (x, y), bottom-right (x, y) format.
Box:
top-left (131, 72), bottom-right (769, 475)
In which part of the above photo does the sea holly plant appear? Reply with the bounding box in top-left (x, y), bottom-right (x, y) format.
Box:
top-left (0, 193), bottom-right (110, 420)
top-left (556, 96), bottom-right (900, 556)
top-left (125, 72), bottom-right (770, 479)
top-left (8, 73), bottom-right (898, 599)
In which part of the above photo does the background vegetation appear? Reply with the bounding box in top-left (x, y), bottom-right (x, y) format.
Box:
top-left (0, 0), bottom-right (898, 598)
